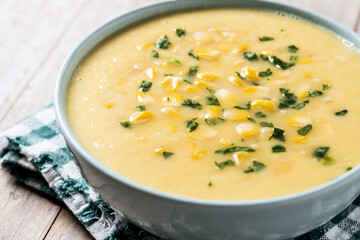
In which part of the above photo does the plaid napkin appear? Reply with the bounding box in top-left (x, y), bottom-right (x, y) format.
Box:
top-left (1, 104), bottom-right (360, 240)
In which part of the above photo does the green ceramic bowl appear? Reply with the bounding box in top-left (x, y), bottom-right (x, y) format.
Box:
top-left (55, 1), bottom-right (360, 239)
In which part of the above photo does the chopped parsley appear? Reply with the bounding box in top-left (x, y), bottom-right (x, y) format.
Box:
top-left (234, 101), bottom-right (251, 110)
top-left (181, 99), bottom-right (203, 110)
top-left (139, 81), bottom-right (152, 92)
top-left (268, 55), bottom-right (295, 70)
top-left (346, 167), bottom-right (352, 171)
top-left (215, 160), bottom-right (235, 169)
top-left (167, 58), bottom-right (182, 66)
top-left (205, 119), bottom-right (217, 126)
top-left (156, 35), bottom-right (171, 49)
top-left (335, 109), bottom-right (348, 116)
top-left (151, 50), bottom-right (159, 58)
top-left (206, 87), bottom-right (215, 94)
top-left (255, 112), bottom-right (266, 118)
top-left (208, 181), bottom-right (213, 187)
top-left (163, 151), bottom-right (174, 159)
top-left (188, 66), bottom-right (198, 78)
top-left (183, 79), bottom-right (192, 84)
top-left (313, 147), bottom-right (331, 164)
top-left (259, 36), bottom-right (274, 41)
top-left (297, 124), bottom-right (312, 136)
top-left (323, 84), bottom-right (331, 90)
top-left (287, 45), bottom-right (299, 53)
top-left (247, 117), bottom-right (256, 123)
top-left (186, 118), bottom-right (199, 132)
top-left (260, 54), bottom-right (269, 61)
top-left (120, 121), bottom-right (131, 128)
top-left (136, 105), bottom-right (146, 111)
top-left (272, 144), bottom-right (286, 153)
top-left (188, 49), bottom-right (199, 60)
top-left (270, 127), bottom-right (285, 142)
top-left (307, 90), bottom-right (323, 97)
top-left (289, 55), bottom-right (298, 61)
top-left (260, 122), bottom-right (273, 127)
top-left (235, 71), bottom-right (247, 80)
top-left (292, 100), bottom-right (310, 110)
top-left (258, 68), bottom-right (273, 77)
top-left (278, 88), bottom-right (298, 109)
top-left (243, 161), bottom-right (266, 173)
top-left (164, 73), bottom-right (173, 76)
top-left (205, 95), bottom-right (220, 106)
top-left (175, 28), bottom-right (186, 37)
top-left (215, 146), bottom-right (255, 154)
top-left (244, 52), bottom-right (258, 61)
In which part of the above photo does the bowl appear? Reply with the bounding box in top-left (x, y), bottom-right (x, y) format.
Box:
top-left (54, 1), bottom-right (360, 239)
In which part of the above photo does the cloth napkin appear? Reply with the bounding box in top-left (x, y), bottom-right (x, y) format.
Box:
top-left (1, 104), bottom-right (360, 240)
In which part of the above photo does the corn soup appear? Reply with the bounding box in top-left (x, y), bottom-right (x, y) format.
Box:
top-left (67, 9), bottom-right (360, 200)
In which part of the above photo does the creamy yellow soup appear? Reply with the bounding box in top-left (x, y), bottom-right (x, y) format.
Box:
top-left (67, 9), bottom-right (360, 200)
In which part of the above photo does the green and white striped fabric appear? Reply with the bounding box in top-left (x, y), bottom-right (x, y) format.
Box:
top-left (0, 104), bottom-right (359, 240)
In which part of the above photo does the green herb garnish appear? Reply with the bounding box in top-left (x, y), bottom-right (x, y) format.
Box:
top-left (323, 84), bottom-right (331, 90)
top-left (215, 160), bottom-right (235, 169)
top-left (313, 147), bottom-right (331, 164)
top-left (186, 118), bottom-right (199, 132)
top-left (289, 55), bottom-right (298, 61)
top-left (176, 28), bottom-right (186, 37)
top-left (163, 151), bottom-right (174, 159)
top-left (234, 101), bottom-right (251, 110)
top-left (260, 54), bottom-right (268, 61)
top-left (346, 167), bottom-right (352, 171)
top-left (307, 90), bottom-right (323, 97)
top-left (258, 68), bottom-right (272, 77)
top-left (270, 127), bottom-right (285, 142)
top-left (208, 181), bottom-right (213, 187)
top-left (235, 71), bottom-right (247, 80)
top-left (259, 36), bottom-right (274, 41)
top-left (188, 66), bottom-right (198, 78)
top-left (156, 35), bottom-right (171, 49)
top-left (292, 100), bottom-right (309, 110)
top-left (181, 99), bottom-right (203, 110)
top-left (151, 50), bottom-right (159, 58)
top-left (255, 112), bottom-right (266, 118)
top-left (287, 45), bottom-right (299, 53)
top-left (272, 145), bottom-right (286, 153)
top-left (243, 161), bottom-right (266, 173)
top-left (120, 121), bottom-right (131, 128)
top-left (205, 119), bottom-right (217, 126)
top-left (268, 55), bottom-right (295, 70)
top-left (278, 88), bottom-right (298, 109)
top-left (297, 124), bottom-right (312, 136)
top-left (205, 95), bottom-right (220, 106)
top-left (183, 79), bottom-right (192, 84)
top-left (260, 122), bottom-right (273, 127)
top-left (335, 109), bottom-right (348, 116)
top-left (247, 117), bottom-right (256, 123)
top-left (206, 87), bottom-right (215, 94)
top-left (164, 73), bottom-right (173, 76)
top-left (215, 146), bottom-right (255, 154)
top-left (167, 58), bottom-right (182, 66)
top-left (244, 52), bottom-right (258, 61)
top-left (188, 49), bottom-right (199, 60)
top-left (136, 105), bottom-right (146, 111)
top-left (139, 81), bottom-right (152, 92)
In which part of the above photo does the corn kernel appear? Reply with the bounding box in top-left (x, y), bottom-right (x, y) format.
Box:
top-left (145, 67), bottom-right (155, 79)
top-left (193, 31), bottom-right (214, 44)
top-left (202, 106), bottom-right (221, 120)
top-left (184, 86), bottom-right (198, 93)
top-left (163, 122), bottom-right (177, 133)
top-left (188, 127), bottom-right (218, 140)
top-left (214, 89), bottom-right (239, 108)
top-left (105, 103), bottom-right (114, 109)
top-left (228, 74), bottom-right (244, 86)
top-left (161, 106), bottom-right (182, 119)
top-left (163, 94), bottom-right (183, 106)
top-left (259, 127), bottom-right (274, 140)
top-left (194, 48), bottom-right (220, 60)
top-left (154, 147), bottom-right (167, 154)
top-left (161, 76), bottom-right (183, 92)
top-left (240, 67), bottom-right (259, 80)
top-left (299, 58), bottom-right (314, 64)
top-left (236, 122), bottom-right (259, 138)
top-left (304, 73), bottom-right (311, 78)
top-left (136, 42), bottom-right (154, 51)
top-left (192, 149), bottom-right (207, 159)
top-left (237, 44), bottom-right (248, 52)
top-left (129, 111), bottom-right (154, 124)
top-left (299, 89), bottom-right (310, 99)
top-left (196, 72), bottom-right (219, 81)
top-left (222, 109), bottom-right (249, 121)
top-left (222, 31), bottom-right (237, 41)
top-left (137, 93), bottom-right (154, 104)
top-left (287, 115), bottom-right (312, 127)
top-left (219, 137), bottom-right (231, 146)
top-left (251, 99), bottom-right (276, 111)
top-left (194, 80), bottom-right (216, 88)
top-left (232, 152), bottom-right (250, 166)
top-left (292, 136), bottom-right (308, 143)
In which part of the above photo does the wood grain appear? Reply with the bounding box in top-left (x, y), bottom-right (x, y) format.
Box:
top-left (0, 1), bottom-right (359, 239)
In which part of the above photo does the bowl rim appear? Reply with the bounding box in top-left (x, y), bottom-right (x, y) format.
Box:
top-left (55, 0), bottom-right (360, 207)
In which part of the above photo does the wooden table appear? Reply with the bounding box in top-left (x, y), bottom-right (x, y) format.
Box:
top-left (1, 0), bottom-right (359, 239)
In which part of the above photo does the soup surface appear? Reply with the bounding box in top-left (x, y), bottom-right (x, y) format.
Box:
top-left (67, 9), bottom-right (360, 200)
